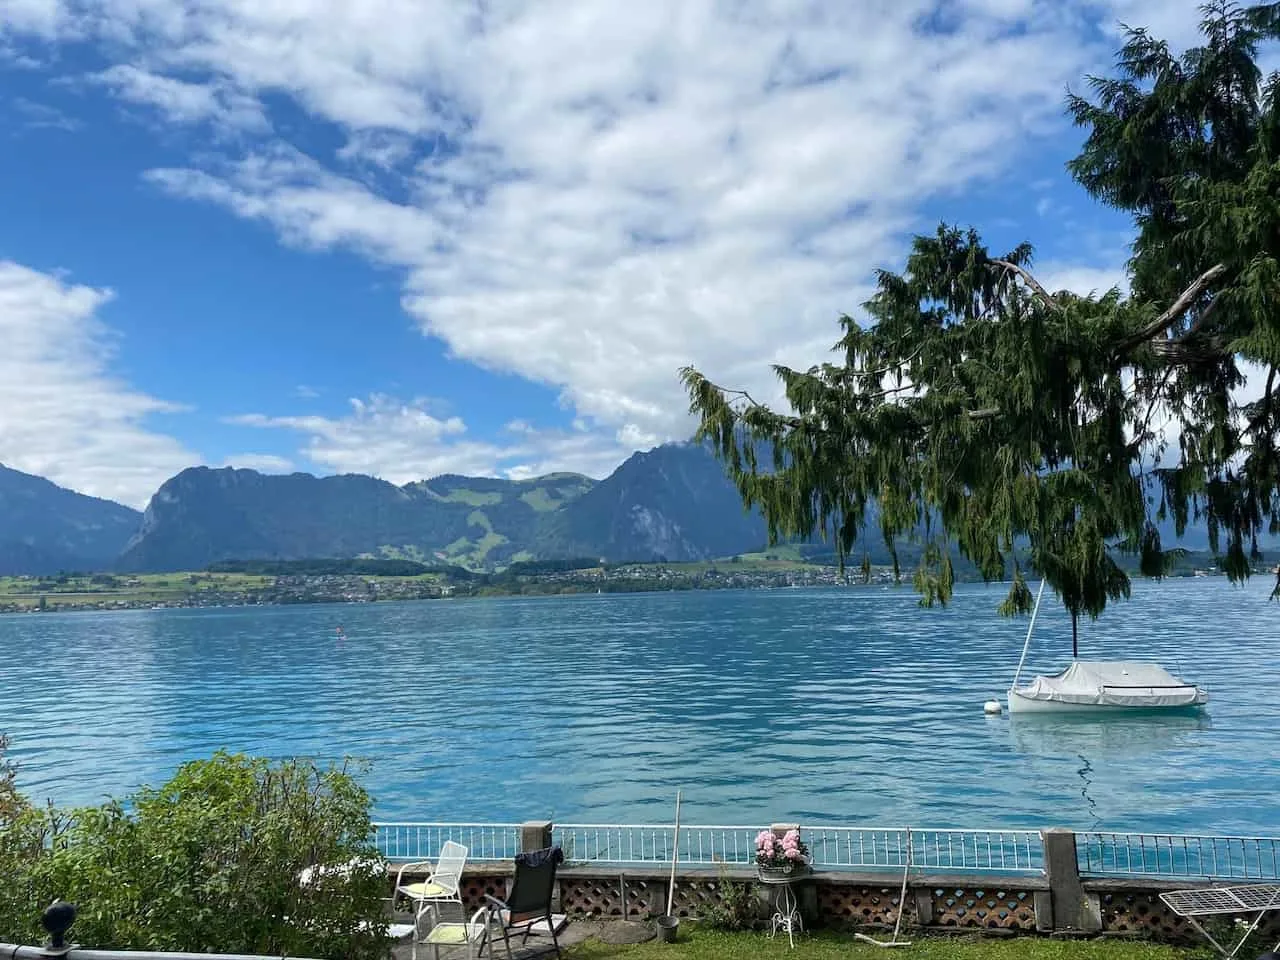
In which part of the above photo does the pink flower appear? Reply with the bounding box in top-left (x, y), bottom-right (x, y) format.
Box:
top-left (784, 847), bottom-right (801, 860)
top-left (783, 830), bottom-right (800, 844)
top-left (782, 835), bottom-right (797, 851)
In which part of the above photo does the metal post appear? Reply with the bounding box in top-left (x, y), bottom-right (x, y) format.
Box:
top-left (1041, 828), bottom-right (1101, 933)
top-left (42, 900), bottom-right (76, 957)
top-left (519, 821), bottom-right (553, 853)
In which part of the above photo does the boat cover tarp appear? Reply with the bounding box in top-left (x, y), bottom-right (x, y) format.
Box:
top-left (1016, 661), bottom-right (1203, 708)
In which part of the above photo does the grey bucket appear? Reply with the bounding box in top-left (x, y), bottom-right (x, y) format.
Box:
top-left (655, 915), bottom-right (680, 943)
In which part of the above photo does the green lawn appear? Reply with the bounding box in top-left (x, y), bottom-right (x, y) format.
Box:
top-left (568, 929), bottom-right (1200, 960)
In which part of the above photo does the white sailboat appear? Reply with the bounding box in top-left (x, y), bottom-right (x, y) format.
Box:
top-left (1006, 579), bottom-right (1209, 714)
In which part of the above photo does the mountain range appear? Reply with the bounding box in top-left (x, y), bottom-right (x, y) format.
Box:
top-left (0, 443), bottom-right (772, 575)
top-left (0, 444), bottom-right (1235, 576)
top-left (0, 465), bottom-right (142, 575)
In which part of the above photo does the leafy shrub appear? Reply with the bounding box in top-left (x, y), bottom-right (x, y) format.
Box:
top-left (0, 736), bottom-right (71, 945)
top-left (0, 748), bottom-right (388, 960)
top-left (0, 733), bottom-right (25, 823)
top-left (699, 870), bottom-right (762, 931)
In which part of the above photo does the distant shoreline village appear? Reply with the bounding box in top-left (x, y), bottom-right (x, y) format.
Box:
top-left (0, 553), bottom-right (1241, 615)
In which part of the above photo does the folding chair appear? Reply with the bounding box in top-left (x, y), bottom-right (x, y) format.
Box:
top-left (485, 846), bottom-right (567, 959)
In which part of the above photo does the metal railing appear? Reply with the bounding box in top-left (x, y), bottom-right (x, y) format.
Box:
top-left (371, 821), bottom-right (1280, 881)
top-left (373, 821), bottom-right (1042, 874)
top-left (372, 822), bottom-right (523, 862)
top-left (1078, 832), bottom-right (1280, 881)
top-left (806, 827), bottom-right (1043, 875)
top-left (553, 824), bottom-right (1042, 874)
top-left (553, 823), bottom-right (757, 866)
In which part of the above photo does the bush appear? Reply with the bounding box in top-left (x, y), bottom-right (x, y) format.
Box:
top-left (0, 733), bottom-right (25, 824)
top-left (0, 735), bottom-right (71, 945)
top-left (0, 748), bottom-right (389, 960)
top-left (699, 870), bottom-right (763, 931)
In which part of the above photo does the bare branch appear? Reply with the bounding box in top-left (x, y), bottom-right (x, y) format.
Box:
top-left (830, 343), bottom-right (927, 382)
top-left (1173, 290), bottom-right (1223, 343)
top-left (1245, 364), bottom-right (1280, 434)
top-left (711, 385), bottom-right (804, 428)
top-left (1150, 334), bottom-right (1229, 364)
top-left (1117, 263), bottom-right (1228, 352)
top-left (1126, 367), bottom-right (1178, 457)
top-left (991, 259), bottom-right (1061, 313)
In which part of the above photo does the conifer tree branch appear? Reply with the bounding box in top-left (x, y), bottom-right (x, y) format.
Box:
top-left (990, 259), bottom-right (1060, 312)
top-left (1117, 263), bottom-right (1228, 352)
top-left (1173, 290), bottom-right (1223, 343)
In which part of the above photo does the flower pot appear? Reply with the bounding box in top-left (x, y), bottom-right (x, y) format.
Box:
top-left (757, 862), bottom-right (810, 881)
top-left (655, 915), bottom-right (679, 943)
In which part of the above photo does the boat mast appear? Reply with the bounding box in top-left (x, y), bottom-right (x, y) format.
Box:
top-left (1010, 578), bottom-right (1046, 691)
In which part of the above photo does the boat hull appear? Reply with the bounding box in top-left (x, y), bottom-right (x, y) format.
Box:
top-left (1007, 686), bottom-right (1209, 714)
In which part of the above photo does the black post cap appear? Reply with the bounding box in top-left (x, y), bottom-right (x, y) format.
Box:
top-left (41, 900), bottom-right (76, 951)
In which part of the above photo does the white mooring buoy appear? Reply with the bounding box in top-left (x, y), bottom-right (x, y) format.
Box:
top-left (983, 699), bottom-right (1003, 715)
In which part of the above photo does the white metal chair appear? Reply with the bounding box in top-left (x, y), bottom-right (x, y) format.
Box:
top-left (393, 841), bottom-right (469, 960)
top-left (419, 905), bottom-right (495, 960)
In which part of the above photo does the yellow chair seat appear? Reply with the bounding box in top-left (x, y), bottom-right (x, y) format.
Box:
top-left (423, 923), bottom-right (483, 946)
top-left (400, 880), bottom-right (450, 899)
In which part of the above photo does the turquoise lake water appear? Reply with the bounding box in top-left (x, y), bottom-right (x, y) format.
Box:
top-left (1, 578), bottom-right (1277, 835)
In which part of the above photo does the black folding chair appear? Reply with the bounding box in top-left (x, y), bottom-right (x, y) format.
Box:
top-left (485, 846), bottom-right (565, 959)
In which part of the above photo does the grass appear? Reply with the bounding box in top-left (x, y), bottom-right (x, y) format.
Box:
top-left (567, 928), bottom-right (1199, 960)
top-left (0, 569), bottom-right (448, 611)
top-left (520, 487), bottom-right (565, 512)
top-left (440, 489), bottom-right (502, 506)
top-left (0, 572), bottom-right (276, 608)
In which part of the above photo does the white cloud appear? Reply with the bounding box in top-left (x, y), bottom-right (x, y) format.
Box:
top-left (228, 393), bottom-right (636, 483)
top-left (11, 97), bottom-right (80, 131)
top-left (6, 0), bottom-right (1193, 457)
top-left (227, 394), bottom-right (482, 482)
top-left (91, 63), bottom-right (267, 132)
top-left (221, 452), bottom-right (294, 473)
top-left (1037, 260), bottom-right (1129, 297)
top-left (0, 0), bottom-right (74, 38)
top-left (6, 0), bottom-right (1230, 484)
top-left (1098, 0), bottom-right (1209, 52)
top-left (0, 261), bottom-right (197, 508)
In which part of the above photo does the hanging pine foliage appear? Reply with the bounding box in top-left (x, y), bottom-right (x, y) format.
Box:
top-left (681, 1), bottom-right (1280, 644)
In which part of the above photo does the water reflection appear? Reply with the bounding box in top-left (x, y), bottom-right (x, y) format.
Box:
top-left (1008, 712), bottom-right (1213, 829)
top-left (1009, 712), bottom-right (1213, 760)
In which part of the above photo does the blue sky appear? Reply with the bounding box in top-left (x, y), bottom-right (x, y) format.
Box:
top-left (0, 0), bottom-right (1218, 508)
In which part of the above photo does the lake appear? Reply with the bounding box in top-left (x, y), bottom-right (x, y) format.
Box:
top-left (1, 577), bottom-right (1277, 835)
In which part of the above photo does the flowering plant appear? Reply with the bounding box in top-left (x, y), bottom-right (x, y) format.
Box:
top-left (755, 829), bottom-right (810, 870)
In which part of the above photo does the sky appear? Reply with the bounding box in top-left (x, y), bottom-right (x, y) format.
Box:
top-left (0, 0), bottom-right (1244, 509)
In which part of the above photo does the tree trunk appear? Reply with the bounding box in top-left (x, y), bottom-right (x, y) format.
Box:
top-left (1071, 612), bottom-right (1079, 659)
